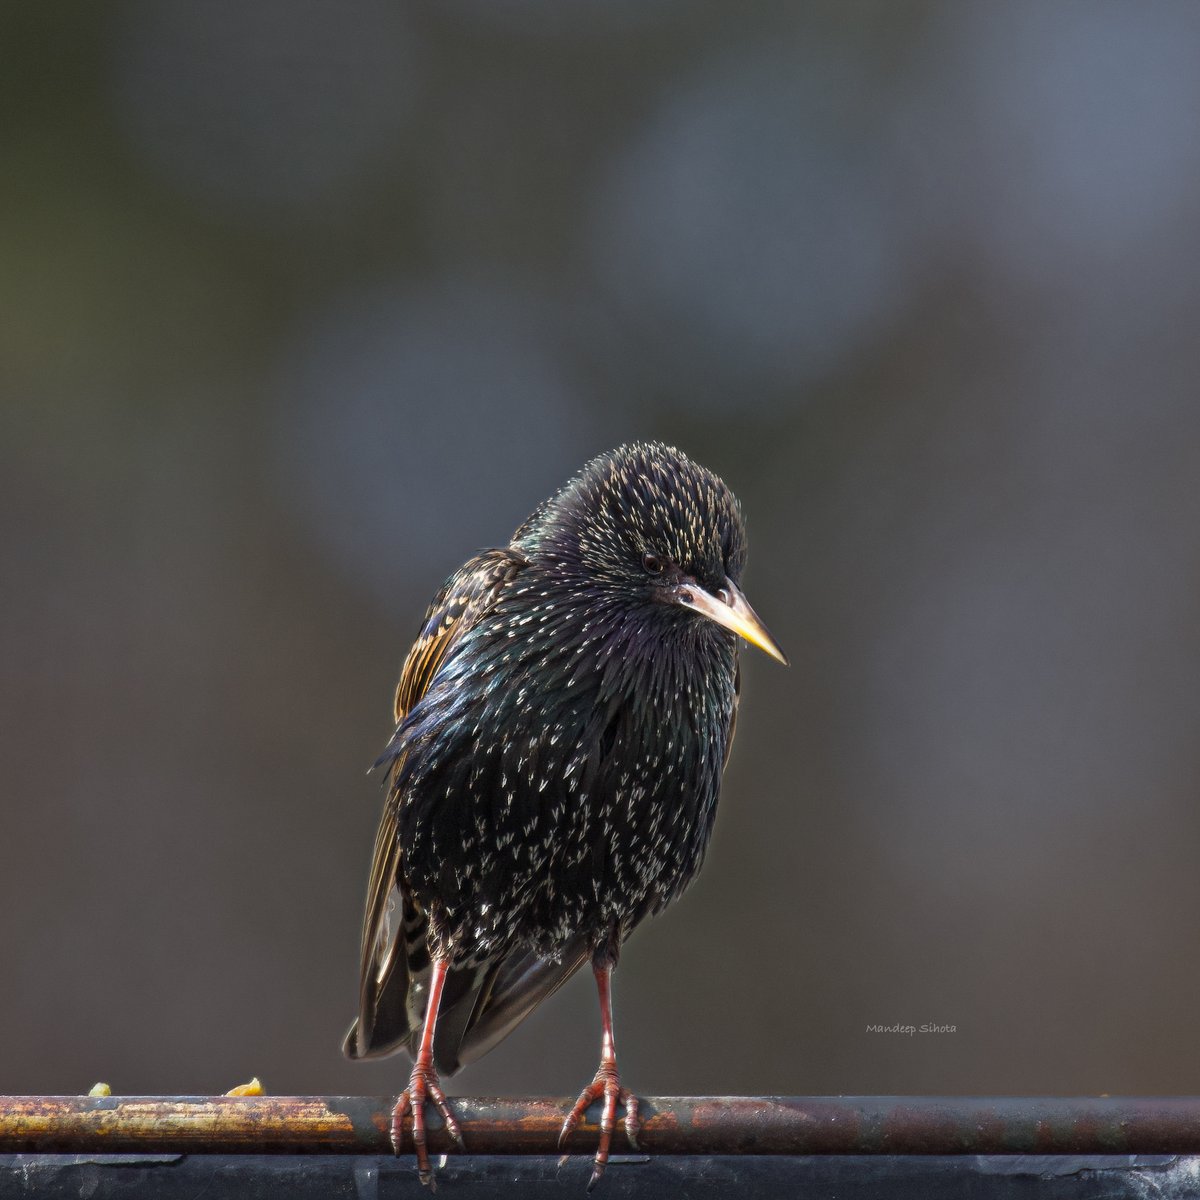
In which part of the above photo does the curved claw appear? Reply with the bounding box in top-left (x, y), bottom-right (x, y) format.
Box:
top-left (622, 1091), bottom-right (641, 1151)
top-left (389, 1090), bottom-right (411, 1156)
top-left (390, 1062), bottom-right (463, 1188)
top-left (558, 1064), bottom-right (640, 1190)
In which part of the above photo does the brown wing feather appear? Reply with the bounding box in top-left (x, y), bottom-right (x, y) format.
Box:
top-left (393, 548), bottom-right (527, 722)
top-left (344, 547), bottom-right (527, 1060)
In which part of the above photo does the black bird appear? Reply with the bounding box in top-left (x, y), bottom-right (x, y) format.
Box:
top-left (345, 442), bottom-right (786, 1187)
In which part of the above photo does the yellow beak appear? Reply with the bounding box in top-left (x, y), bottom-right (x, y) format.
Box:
top-left (675, 577), bottom-right (789, 665)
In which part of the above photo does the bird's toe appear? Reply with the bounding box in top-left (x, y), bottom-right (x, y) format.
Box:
top-left (391, 1062), bottom-right (460, 1185)
top-left (562, 1063), bottom-right (640, 1189)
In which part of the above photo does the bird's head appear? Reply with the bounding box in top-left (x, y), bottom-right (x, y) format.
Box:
top-left (515, 442), bottom-right (787, 665)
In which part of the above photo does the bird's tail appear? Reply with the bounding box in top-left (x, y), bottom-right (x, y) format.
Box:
top-left (432, 936), bottom-right (591, 1075)
top-left (346, 916), bottom-right (590, 1074)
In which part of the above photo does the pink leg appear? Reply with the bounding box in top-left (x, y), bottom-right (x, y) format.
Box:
top-left (559, 958), bottom-right (641, 1190)
top-left (390, 957), bottom-right (465, 1187)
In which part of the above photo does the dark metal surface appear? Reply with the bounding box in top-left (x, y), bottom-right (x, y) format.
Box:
top-left (0, 1154), bottom-right (1195, 1199)
top-left (5, 1096), bottom-right (1200, 1156)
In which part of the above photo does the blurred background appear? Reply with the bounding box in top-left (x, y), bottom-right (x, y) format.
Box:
top-left (5, 0), bottom-right (1200, 1101)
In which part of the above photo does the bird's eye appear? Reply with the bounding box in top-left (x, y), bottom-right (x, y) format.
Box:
top-left (642, 553), bottom-right (666, 575)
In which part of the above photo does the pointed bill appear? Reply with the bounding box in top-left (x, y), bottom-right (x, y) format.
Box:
top-left (676, 577), bottom-right (789, 665)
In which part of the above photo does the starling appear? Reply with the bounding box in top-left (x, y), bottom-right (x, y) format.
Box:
top-left (345, 442), bottom-right (786, 1187)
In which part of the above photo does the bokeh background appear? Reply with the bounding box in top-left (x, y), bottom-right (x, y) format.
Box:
top-left (6, 1), bottom-right (1200, 1101)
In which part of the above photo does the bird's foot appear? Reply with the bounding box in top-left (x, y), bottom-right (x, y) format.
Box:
top-left (558, 1060), bottom-right (640, 1190)
top-left (390, 1059), bottom-right (464, 1188)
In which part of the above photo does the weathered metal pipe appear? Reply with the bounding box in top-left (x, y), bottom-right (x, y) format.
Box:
top-left (3, 1096), bottom-right (1200, 1157)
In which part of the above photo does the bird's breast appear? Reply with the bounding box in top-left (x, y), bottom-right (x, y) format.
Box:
top-left (398, 597), bottom-right (738, 955)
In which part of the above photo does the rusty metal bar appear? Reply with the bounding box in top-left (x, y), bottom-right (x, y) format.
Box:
top-left (4, 1095), bottom-right (1200, 1157)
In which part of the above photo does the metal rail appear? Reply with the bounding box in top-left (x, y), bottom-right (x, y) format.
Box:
top-left (4, 1095), bottom-right (1200, 1156)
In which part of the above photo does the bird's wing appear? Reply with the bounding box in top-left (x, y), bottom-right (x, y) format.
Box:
top-left (344, 547), bottom-right (527, 1061)
top-left (392, 547), bottom-right (528, 724)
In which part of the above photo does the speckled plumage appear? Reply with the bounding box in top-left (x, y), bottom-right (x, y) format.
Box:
top-left (346, 442), bottom-right (782, 1187)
